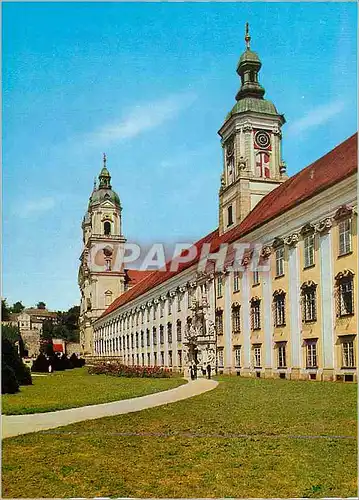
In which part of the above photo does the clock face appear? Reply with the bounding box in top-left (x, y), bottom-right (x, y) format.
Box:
top-left (254, 130), bottom-right (271, 149)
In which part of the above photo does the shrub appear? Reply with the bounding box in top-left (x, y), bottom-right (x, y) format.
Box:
top-left (88, 362), bottom-right (173, 378)
top-left (2, 338), bottom-right (32, 387)
top-left (69, 353), bottom-right (86, 368)
top-left (2, 364), bottom-right (19, 394)
top-left (31, 353), bottom-right (50, 373)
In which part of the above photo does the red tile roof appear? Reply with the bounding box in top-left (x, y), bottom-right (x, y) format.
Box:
top-left (125, 269), bottom-right (157, 287)
top-left (100, 133), bottom-right (357, 319)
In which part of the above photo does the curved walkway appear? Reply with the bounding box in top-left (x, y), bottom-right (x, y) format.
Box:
top-left (2, 378), bottom-right (218, 439)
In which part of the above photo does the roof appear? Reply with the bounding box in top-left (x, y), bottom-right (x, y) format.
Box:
top-left (226, 97), bottom-right (279, 120)
top-left (238, 49), bottom-right (261, 67)
top-left (100, 133), bottom-right (357, 320)
top-left (25, 308), bottom-right (57, 318)
top-left (89, 188), bottom-right (121, 208)
top-left (124, 269), bottom-right (157, 287)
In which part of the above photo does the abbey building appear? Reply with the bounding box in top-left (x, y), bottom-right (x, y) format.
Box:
top-left (79, 27), bottom-right (357, 381)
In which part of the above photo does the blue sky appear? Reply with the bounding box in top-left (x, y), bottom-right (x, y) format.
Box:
top-left (2, 2), bottom-right (357, 311)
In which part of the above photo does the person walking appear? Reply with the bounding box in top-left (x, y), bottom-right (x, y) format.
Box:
top-left (206, 363), bottom-right (211, 379)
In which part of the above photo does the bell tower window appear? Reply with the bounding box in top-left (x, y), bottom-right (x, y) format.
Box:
top-left (227, 205), bottom-right (234, 227)
top-left (104, 221), bottom-right (111, 235)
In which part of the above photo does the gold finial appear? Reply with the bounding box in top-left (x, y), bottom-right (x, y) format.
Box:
top-left (103, 152), bottom-right (107, 167)
top-left (245, 22), bottom-right (251, 50)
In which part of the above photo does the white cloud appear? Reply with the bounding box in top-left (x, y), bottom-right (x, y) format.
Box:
top-left (288, 100), bottom-right (346, 136)
top-left (87, 91), bottom-right (197, 146)
top-left (17, 197), bottom-right (56, 218)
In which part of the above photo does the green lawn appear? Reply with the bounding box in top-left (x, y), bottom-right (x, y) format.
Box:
top-left (2, 367), bottom-right (186, 415)
top-left (2, 376), bottom-right (357, 498)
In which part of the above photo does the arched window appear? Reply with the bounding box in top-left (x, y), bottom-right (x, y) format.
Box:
top-left (104, 221), bottom-right (111, 235)
top-left (256, 152), bottom-right (270, 178)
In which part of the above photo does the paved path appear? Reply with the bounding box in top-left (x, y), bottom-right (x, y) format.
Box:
top-left (2, 378), bottom-right (218, 439)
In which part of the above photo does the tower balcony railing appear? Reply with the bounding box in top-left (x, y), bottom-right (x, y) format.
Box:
top-left (91, 234), bottom-right (124, 240)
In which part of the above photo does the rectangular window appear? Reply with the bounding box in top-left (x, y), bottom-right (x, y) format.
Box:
top-left (147, 353), bottom-right (150, 366)
top-left (234, 346), bottom-right (241, 367)
top-left (178, 349), bottom-right (182, 366)
top-left (153, 305), bottom-right (157, 321)
top-left (253, 346), bottom-right (261, 367)
top-left (274, 293), bottom-right (286, 327)
top-left (147, 308), bottom-right (150, 322)
top-left (342, 340), bottom-right (355, 368)
top-left (146, 329), bottom-right (150, 347)
top-left (160, 351), bottom-right (164, 365)
top-left (141, 353), bottom-right (144, 366)
top-left (232, 306), bottom-right (241, 333)
top-left (275, 247), bottom-right (284, 277)
top-left (227, 205), bottom-right (233, 226)
top-left (159, 325), bottom-right (164, 344)
top-left (233, 271), bottom-right (240, 292)
top-left (251, 300), bottom-right (261, 330)
top-left (217, 348), bottom-right (224, 368)
top-left (277, 343), bottom-right (287, 368)
top-left (168, 350), bottom-right (173, 367)
top-left (302, 286), bottom-right (317, 322)
top-left (306, 340), bottom-right (317, 368)
top-left (153, 352), bottom-right (157, 366)
top-left (215, 310), bottom-right (223, 335)
top-left (176, 321), bottom-right (182, 342)
top-left (253, 271), bottom-right (260, 286)
top-left (160, 301), bottom-right (164, 318)
top-left (135, 332), bottom-right (139, 348)
top-left (338, 219), bottom-right (352, 256)
top-left (167, 323), bottom-right (172, 343)
top-left (153, 327), bottom-right (157, 346)
top-left (140, 331), bottom-right (144, 348)
top-left (338, 278), bottom-right (354, 316)
top-left (177, 295), bottom-right (182, 312)
top-left (168, 298), bottom-right (172, 315)
top-left (217, 276), bottom-right (223, 298)
top-left (304, 234), bottom-right (315, 268)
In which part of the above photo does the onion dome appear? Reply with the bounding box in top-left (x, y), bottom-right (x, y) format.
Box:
top-left (88, 154), bottom-right (121, 208)
top-left (223, 23), bottom-right (283, 122)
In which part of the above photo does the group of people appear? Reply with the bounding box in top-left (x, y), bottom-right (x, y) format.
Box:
top-left (189, 363), bottom-right (212, 380)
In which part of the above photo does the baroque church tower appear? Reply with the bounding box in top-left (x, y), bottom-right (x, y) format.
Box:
top-left (78, 155), bottom-right (126, 355)
top-left (218, 24), bottom-right (287, 234)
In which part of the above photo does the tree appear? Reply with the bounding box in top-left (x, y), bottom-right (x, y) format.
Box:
top-left (1, 338), bottom-right (32, 392)
top-left (2, 324), bottom-right (21, 344)
top-left (41, 319), bottom-right (54, 340)
top-left (53, 305), bottom-right (80, 342)
top-left (2, 299), bottom-right (11, 321)
top-left (36, 302), bottom-right (46, 310)
top-left (11, 301), bottom-right (25, 313)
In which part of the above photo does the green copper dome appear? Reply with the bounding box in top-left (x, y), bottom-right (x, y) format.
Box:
top-left (88, 154), bottom-right (121, 208)
top-left (226, 97), bottom-right (279, 120)
top-left (237, 49), bottom-right (261, 67)
top-left (89, 188), bottom-right (121, 207)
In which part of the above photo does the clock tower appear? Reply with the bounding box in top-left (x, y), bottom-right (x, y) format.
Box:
top-left (218, 24), bottom-right (288, 235)
top-left (78, 155), bottom-right (126, 356)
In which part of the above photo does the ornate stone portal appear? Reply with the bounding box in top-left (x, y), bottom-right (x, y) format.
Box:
top-left (183, 287), bottom-right (216, 377)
